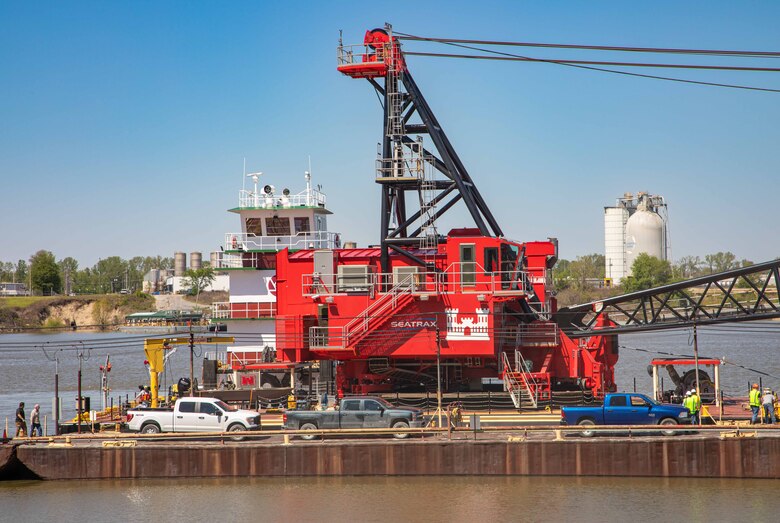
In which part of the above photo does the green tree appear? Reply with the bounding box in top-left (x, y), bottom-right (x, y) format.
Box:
top-left (15, 260), bottom-right (28, 284)
top-left (674, 255), bottom-right (702, 280)
top-left (704, 252), bottom-right (737, 274)
top-left (58, 256), bottom-right (79, 293)
top-left (182, 267), bottom-right (216, 304)
top-left (623, 253), bottom-right (672, 292)
top-left (568, 254), bottom-right (605, 290)
top-left (30, 250), bottom-right (61, 295)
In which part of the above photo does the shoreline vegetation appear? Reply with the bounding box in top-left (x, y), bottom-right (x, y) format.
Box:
top-left (0, 293), bottom-right (155, 332)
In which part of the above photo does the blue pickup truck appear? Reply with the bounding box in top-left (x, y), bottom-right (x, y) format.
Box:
top-left (561, 393), bottom-right (691, 437)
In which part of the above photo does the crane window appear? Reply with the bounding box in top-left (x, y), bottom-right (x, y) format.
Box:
top-left (460, 244), bottom-right (476, 287)
top-left (484, 247), bottom-right (499, 274)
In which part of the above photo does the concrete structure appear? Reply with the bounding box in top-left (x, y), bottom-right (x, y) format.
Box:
top-left (190, 252), bottom-right (202, 271)
top-left (174, 252), bottom-right (187, 277)
top-left (604, 192), bottom-right (668, 283)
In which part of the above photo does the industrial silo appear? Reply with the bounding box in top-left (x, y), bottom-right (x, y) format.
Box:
top-left (190, 252), bottom-right (202, 271)
top-left (210, 251), bottom-right (219, 270)
top-left (604, 192), bottom-right (668, 283)
top-left (174, 252), bottom-right (187, 276)
top-left (625, 198), bottom-right (665, 270)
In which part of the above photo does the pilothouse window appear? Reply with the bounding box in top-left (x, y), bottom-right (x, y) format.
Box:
top-left (294, 217), bottom-right (311, 233)
top-left (245, 218), bottom-right (263, 236)
top-left (265, 217), bottom-right (291, 236)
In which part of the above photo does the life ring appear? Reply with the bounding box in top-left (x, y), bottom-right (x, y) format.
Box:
top-left (231, 236), bottom-right (238, 249)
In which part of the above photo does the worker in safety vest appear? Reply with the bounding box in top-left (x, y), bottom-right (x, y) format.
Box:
top-left (689, 389), bottom-right (701, 425)
top-left (683, 391), bottom-right (692, 416)
top-left (749, 383), bottom-right (762, 424)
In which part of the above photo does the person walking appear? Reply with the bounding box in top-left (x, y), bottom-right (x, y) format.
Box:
top-left (749, 383), bottom-right (762, 424)
top-left (29, 404), bottom-right (42, 437)
top-left (762, 389), bottom-right (776, 424)
top-left (14, 402), bottom-right (27, 438)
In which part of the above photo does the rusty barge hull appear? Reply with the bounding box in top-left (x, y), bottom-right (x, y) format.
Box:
top-left (2, 438), bottom-right (780, 480)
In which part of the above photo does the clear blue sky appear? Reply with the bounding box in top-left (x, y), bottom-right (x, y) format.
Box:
top-left (1, 1), bottom-right (779, 267)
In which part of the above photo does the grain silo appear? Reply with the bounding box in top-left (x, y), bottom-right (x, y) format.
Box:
top-left (174, 252), bottom-right (187, 277)
top-left (190, 252), bottom-right (202, 271)
top-left (604, 192), bottom-right (668, 283)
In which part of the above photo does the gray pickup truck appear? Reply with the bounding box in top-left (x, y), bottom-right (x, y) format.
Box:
top-left (283, 396), bottom-right (425, 440)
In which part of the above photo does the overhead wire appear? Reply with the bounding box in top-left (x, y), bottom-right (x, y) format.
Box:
top-left (394, 34), bottom-right (780, 58)
top-left (394, 31), bottom-right (780, 93)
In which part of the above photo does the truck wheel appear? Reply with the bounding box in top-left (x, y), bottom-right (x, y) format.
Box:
top-left (228, 424), bottom-right (247, 441)
top-left (141, 423), bottom-right (161, 434)
top-left (659, 418), bottom-right (677, 437)
top-left (392, 420), bottom-right (410, 439)
top-left (299, 423), bottom-right (319, 441)
top-left (577, 419), bottom-right (596, 438)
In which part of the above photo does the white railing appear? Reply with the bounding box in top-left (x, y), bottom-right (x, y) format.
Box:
top-left (516, 322), bottom-right (559, 346)
top-left (225, 231), bottom-right (339, 251)
top-left (237, 187), bottom-right (326, 209)
top-left (211, 301), bottom-right (276, 320)
top-left (301, 266), bottom-right (529, 298)
top-left (302, 270), bottom-right (436, 297)
top-left (211, 251), bottom-right (268, 270)
top-left (337, 42), bottom-right (390, 68)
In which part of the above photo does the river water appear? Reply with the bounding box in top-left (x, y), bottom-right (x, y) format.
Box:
top-left (0, 476), bottom-right (778, 522)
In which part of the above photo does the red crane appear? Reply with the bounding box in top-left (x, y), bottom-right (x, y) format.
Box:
top-left (272, 25), bottom-right (780, 407)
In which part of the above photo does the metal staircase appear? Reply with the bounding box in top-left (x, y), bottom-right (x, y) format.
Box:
top-left (501, 351), bottom-right (539, 409)
top-left (341, 274), bottom-right (418, 350)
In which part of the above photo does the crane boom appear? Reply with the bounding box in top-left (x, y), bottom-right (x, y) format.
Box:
top-left (555, 259), bottom-right (780, 337)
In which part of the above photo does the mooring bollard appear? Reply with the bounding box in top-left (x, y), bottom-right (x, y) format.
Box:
top-left (283, 434), bottom-right (290, 445)
top-left (554, 429), bottom-right (563, 441)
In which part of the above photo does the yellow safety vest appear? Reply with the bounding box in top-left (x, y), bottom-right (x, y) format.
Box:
top-left (749, 389), bottom-right (762, 407)
top-left (683, 396), bottom-right (692, 413)
top-left (691, 394), bottom-right (701, 412)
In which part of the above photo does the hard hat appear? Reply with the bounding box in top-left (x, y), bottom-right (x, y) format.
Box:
top-left (753, 383), bottom-right (760, 388)
top-left (685, 391), bottom-right (692, 396)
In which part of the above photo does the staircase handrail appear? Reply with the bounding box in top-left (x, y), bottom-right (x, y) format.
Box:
top-left (342, 273), bottom-right (418, 346)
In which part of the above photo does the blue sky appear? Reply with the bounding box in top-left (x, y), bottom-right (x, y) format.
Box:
top-left (1, 1), bottom-right (779, 267)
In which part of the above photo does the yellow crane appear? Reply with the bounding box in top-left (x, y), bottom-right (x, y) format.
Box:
top-left (143, 335), bottom-right (233, 407)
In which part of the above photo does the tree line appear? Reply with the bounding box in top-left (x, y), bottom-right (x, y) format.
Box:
top-left (0, 252), bottom-right (174, 295)
top-left (553, 251), bottom-right (758, 296)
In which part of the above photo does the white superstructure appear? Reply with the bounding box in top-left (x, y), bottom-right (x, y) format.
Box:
top-left (209, 171), bottom-right (339, 384)
top-left (604, 192), bottom-right (668, 283)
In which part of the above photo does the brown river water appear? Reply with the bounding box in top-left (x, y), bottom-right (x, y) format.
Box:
top-left (0, 476), bottom-right (778, 522)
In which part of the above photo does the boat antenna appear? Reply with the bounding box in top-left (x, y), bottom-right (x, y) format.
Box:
top-left (242, 157), bottom-right (246, 193)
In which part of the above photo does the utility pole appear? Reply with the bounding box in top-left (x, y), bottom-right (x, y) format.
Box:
top-left (189, 324), bottom-right (195, 397)
top-left (54, 351), bottom-right (60, 435)
top-left (77, 350), bottom-right (83, 434)
top-left (692, 312), bottom-right (701, 426)
top-left (436, 326), bottom-right (442, 429)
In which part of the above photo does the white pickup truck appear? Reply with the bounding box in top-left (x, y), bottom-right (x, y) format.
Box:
top-left (126, 397), bottom-right (260, 439)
